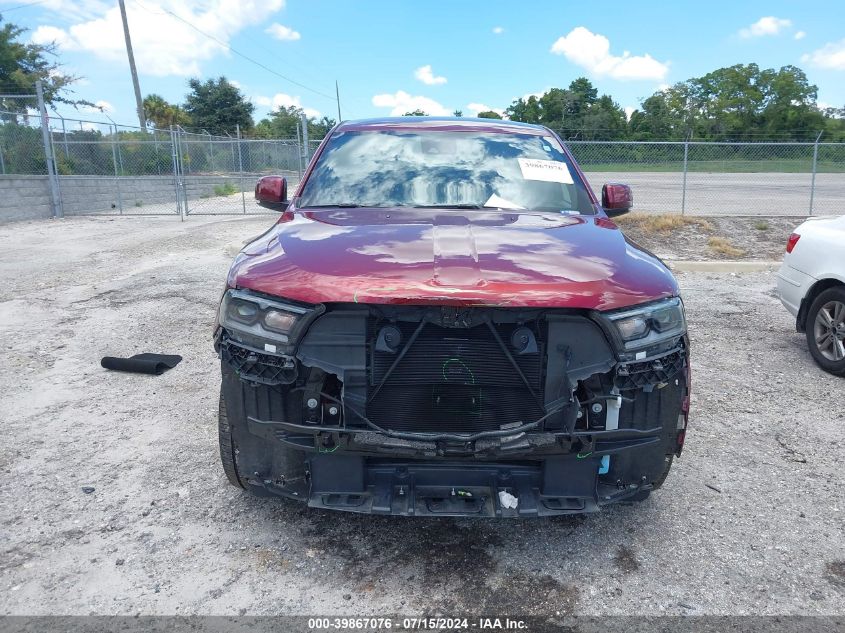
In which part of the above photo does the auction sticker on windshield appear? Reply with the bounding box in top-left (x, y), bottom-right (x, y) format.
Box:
top-left (517, 157), bottom-right (574, 184)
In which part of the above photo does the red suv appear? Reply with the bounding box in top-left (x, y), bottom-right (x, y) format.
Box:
top-left (214, 117), bottom-right (690, 517)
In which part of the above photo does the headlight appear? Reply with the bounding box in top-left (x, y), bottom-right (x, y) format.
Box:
top-left (606, 297), bottom-right (686, 351)
top-left (218, 289), bottom-right (311, 345)
top-left (263, 309), bottom-right (298, 333)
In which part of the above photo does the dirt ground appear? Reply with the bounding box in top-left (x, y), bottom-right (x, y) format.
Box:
top-left (613, 214), bottom-right (805, 261)
top-left (0, 215), bottom-right (843, 618)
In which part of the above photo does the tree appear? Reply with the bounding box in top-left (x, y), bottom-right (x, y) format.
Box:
top-left (253, 105), bottom-right (336, 139)
top-left (0, 17), bottom-right (91, 115)
top-left (643, 64), bottom-right (827, 141)
top-left (506, 95), bottom-right (541, 124)
top-left (402, 109), bottom-right (428, 116)
top-left (506, 79), bottom-right (625, 139)
top-left (142, 94), bottom-right (191, 129)
top-left (476, 110), bottom-right (502, 119)
top-left (183, 76), bottom-right (254, 134)
top-left (629, 92), bottom-right (686, 140)
top-left (579, 95), bottom-right (627, 140)
top-left (453, 109), bottom-right (463, 117)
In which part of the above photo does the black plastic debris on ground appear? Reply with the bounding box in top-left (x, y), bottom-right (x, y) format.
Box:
top-left (100, 353), bottom-right (182, 375)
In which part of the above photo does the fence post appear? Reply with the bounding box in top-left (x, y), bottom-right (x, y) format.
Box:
top-left (205, 130), bottom-right (215, 173)
top-left (36, 80), bottom-right (63, 218)
top-left (680, 135), bottom-right (690, 216)
top-left (809, 131), bottom-right (822, 217)
top-left (60, 116), bottom-right (69, 159)
top-left (300, 113), bottom-right (309, 168)
top-left (295, 125), bottom-right (303, 178)
top-left (170, 125), bottom-right (184, 220)
top-left (110, 125), bottom-right (124, 214)
top-left (236, 124), bottom-right (246, 214)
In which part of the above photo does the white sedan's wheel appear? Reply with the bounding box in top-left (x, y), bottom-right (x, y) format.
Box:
top-left (806, 287), bottom-right (845, 377)
top-left (813, 300), bottom-right (845, 362)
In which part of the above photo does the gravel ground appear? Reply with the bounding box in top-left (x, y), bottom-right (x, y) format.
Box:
top-left (0, 215), bottom-right (843, 617)
top-left (614, 215), bottom-right (804, 261)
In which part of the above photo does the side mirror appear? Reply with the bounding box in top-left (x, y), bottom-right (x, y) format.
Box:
top-left (255, 175), bottom-right (289, 211)
top-left (601, 183), bottom-right (633, 216)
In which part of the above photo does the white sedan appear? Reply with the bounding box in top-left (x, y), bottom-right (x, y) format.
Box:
top-left (776, 214), bottom-right (845, 376)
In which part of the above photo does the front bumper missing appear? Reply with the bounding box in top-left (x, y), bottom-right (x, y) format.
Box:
top-left (245, 456), bottom-right (651, 517)
top-left (242, 418), bottom-right (660, 516)
top-left (246, 415), bottom-right (662, 459)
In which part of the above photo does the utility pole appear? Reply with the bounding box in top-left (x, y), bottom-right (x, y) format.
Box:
top-left (118, 0), bottom-right (146, 129)
top-left (335, 80), bottom-right (342, 122)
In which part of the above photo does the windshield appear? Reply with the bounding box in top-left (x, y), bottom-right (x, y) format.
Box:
top-left (297, 129), bottom-right (596, 214)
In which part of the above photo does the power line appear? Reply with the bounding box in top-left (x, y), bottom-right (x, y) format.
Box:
top-left (0, 0), bottom-right (51, 12)
top-left (132, 0), bottom-right (338, 103)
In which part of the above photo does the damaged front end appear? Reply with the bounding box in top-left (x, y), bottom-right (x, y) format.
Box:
top-left (215, 290), bottom-right (690, 517)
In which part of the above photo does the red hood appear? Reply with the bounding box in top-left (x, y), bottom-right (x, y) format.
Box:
top-left (228, 208), bottom-right (678, 310)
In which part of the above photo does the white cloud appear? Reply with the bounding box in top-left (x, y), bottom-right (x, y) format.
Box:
top-left (550, 27), bottom-right (668, 81)
top-left (466, 102), bottom-right (504, 117)
top-left (624, 106), bottom-right (636, 120)
top-left (414, 65), bottom-right (447, 85)
top-left (802, 40), bottom-right (845, 70)
top-left (794, 30), bottom-right (806, 40)
top-left (371, 91), bottom-right (450, 116)
top-left (31, 25), bottom-right (77, 48)
top-left (492, 26), bottom-right (504, 35)
top-left (265, 22), bottom-right (300, 41)
top-left (254, 93), bottom-right (320, 118)
top-left (738, 16), bottom-right (791, 38)
top-left (28, 0), bottom-right (285, 77)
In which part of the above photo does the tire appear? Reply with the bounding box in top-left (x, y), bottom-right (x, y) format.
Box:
top-left (805, 286), bottom-right (845, 377)
top-left (218, 388), bottom-right (246, 488)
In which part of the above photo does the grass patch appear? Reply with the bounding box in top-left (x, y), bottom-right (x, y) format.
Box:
top-left (754, 220), bottom-right (769, 230)
top-left (213, 182), bottom-right (238, 196)
top-left (614, 214), bottom-right (713, 234)
top-left (707, 236), bottom-right (746, 258)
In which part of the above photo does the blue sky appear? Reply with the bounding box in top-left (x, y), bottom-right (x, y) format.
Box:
top-left (3, 0), bottom-right (845, 127)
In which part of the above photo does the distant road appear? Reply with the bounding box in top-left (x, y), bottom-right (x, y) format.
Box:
top-left (584, 171), bottom-right (844, 216)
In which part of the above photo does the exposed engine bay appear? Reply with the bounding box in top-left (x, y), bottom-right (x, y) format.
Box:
top-left (215, 292), bottom-right (690, 516)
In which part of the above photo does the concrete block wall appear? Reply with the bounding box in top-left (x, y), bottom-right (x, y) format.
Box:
top-left (0, 171), bottom-right (302, 223)
top-left (59, 175), bottom-right (180, 215)
top-left (0, 175), bottom-right (53, 222)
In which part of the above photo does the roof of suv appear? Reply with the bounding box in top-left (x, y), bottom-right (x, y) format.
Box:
top-left (335, 116), bottom-right (550, 136)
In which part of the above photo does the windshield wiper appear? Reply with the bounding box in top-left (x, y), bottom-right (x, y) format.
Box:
top-left (300, 203), bottom-right (363, 208)
top-left (412, 203), bottom-right (484, 209)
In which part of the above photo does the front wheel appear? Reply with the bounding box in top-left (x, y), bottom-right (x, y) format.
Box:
top-left (806, 287), bottom-right (845, 377)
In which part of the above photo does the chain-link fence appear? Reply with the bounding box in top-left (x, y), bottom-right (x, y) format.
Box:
top-left (0, 111), bottom-right (318, 219)
top-left (174, 129), bottom-right (308, 215)
top-left (2, 111), bottom-right (843, 221)
top-left (567, 140), bottom-right (845, 216)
